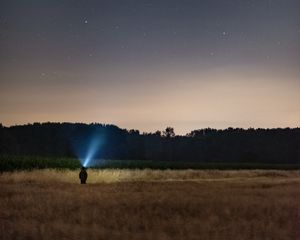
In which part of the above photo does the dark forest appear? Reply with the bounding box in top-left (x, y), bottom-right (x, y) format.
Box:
top-left (0, 122), bottom-right (299, 165)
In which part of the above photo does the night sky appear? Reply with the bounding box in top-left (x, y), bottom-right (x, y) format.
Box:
top-left (1, 0), bottom-right (299, 134)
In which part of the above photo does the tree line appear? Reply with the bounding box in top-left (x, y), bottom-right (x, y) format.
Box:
top-left (0, 122), bottom-right (299, 164)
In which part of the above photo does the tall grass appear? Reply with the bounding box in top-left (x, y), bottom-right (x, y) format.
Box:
top-left (1, 170), bottom-right (299, 240)
top-left (0, 155), bottom-right (81, 171)
top-left (1, 155), bottom-right (300, 172)
top-left (1, 169), bottom-right (300, 184)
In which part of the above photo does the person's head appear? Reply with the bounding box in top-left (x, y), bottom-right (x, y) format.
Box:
top-left (81, 166), bottom-right (86, 170)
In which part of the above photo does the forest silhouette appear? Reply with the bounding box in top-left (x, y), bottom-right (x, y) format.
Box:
top-left (0, 122), bottom-right (299, 164)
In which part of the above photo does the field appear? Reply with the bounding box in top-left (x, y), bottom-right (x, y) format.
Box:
top-left (1, 155), bottom-right (300, 171)
top-left (1, 169), bottom-right (300, 240)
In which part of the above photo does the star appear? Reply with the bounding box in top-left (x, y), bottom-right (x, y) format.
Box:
top-left (40, 72), bottom-right (46, 78)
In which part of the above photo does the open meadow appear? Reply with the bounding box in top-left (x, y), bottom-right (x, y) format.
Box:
top-left (1, 169), bottom-right (300, 240)
top-left (2, 0), bottom-right (300, 239)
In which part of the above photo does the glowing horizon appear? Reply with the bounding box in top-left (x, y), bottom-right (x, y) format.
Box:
top-left (1, 1), bottom-right (299, 135)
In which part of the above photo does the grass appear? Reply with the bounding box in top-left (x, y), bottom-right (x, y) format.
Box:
top-left (2, 168), bottom-right (300, 183)
top-left (0, 155), bottom-right (81, 171)
top-left (1, 155), bottom-right (300, 171)
top-left (1, 169), bottom-right (300, 239)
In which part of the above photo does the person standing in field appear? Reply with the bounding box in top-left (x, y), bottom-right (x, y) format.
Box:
top-left (79, 167), bottom-right (88, 184)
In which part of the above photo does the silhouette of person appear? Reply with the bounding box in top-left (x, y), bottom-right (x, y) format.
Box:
top-left (79, 167), bottom-right (88, 184)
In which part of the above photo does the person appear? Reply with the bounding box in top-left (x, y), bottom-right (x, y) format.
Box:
top-left (79, 166), bottom-right (88, 184)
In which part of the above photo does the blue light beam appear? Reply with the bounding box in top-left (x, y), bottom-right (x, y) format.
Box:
top-left (82, 137), bottom-right (102, 167)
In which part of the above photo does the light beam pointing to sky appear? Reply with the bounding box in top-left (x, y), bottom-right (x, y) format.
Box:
top-left (82, 137), bottom-right (102, 167)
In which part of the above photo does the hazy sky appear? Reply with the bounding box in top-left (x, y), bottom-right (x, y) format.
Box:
top-left (1, 0), bottom-right (299, 134)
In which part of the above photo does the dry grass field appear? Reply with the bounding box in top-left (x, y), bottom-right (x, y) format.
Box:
top-left (1, 169), bottom-right (300, 240)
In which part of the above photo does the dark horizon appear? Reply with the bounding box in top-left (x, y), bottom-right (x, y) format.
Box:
top-left (1, 122), bottom-right (299, 171)
top-left (1, 121), bottom-right (299, 137)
